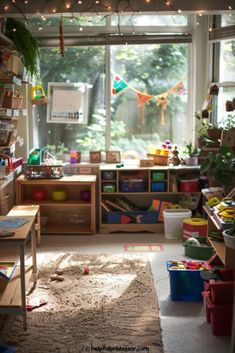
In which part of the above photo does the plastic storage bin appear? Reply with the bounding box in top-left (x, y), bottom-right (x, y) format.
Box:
top-left (102, 184), bottom-right (116, 192)
top-left (202, 291), bottom-right (233, 335)
top-left (120, 181), bottom-right (145, 192)
top-left (151, 181), bottom-right (166, 192)
top-left (183, 218), bottom-right (208, 240)
top-left (163, 209), bottom-right (192, 239)
top-left (167, 261), bottom-right (204, 301)
top-left (184, 237), bottom-right (214, 260)
top-left (152, 171), bottom-right (165, 181)
top-left (178, 176), bottom-right (200, 192)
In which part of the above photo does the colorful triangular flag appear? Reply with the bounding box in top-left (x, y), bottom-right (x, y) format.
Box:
top-left (136, 91), bottom-right (154, 107)
top-left (112, 75), bottom-right (129, 96)
top-left (170, 80), bottom-right (186, 96)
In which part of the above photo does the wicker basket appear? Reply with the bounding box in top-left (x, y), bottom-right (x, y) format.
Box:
top-left (0, 194), bottom-right (12, 215)
top-left (2, 95), bottom-right (23, 109)
top-left (26, 165), bottom-right (64, 179)
top-left (147, 153), bottom-right (168, 166)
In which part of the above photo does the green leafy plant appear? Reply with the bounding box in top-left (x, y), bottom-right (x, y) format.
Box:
top-left (183, 142), bottom-right (201, 158)
top-left (220, 113), bottom-right (235, 130)
top-left (5, 18), bottom-right (39, 77)
top-left (200, 146), bottom-right (235, 186)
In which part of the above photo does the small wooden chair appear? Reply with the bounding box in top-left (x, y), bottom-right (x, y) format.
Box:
top-left (7, 205), bottom-right (41, 246)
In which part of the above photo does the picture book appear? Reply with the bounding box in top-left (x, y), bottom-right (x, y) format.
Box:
top-left (0, 262), bottom-right (16, 280)
top-left (0, 218), bottom-right (29, 229)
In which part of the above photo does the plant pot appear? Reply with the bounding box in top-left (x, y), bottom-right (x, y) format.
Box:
top-left (197, 137), bottom-right (206, 148)
top-left (207, 128), bottom-right (222, 141)
top-left (185, 157), bottom-right (198, 166)
top-left (223, 229), bottom-right (235, 249)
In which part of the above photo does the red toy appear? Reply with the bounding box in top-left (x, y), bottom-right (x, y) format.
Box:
top-left (83, 266), bottom-right (89, 275)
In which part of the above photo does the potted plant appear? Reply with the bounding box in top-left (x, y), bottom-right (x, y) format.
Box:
top-left (195, 111), bottom-right (222, 147)
top-left (5, 18), bottom-right (39, 78)
top-left (220, 113), bottom-right (235, 147)
top-left (223, 219), bottom-right (235, 249)
top-left (200, 146), bottom-right (235, 192)
top-left (182, 142), bottom-right (201, 166)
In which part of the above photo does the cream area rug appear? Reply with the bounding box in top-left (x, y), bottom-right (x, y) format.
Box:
top-left (1, 254), bottom-right (164, 353)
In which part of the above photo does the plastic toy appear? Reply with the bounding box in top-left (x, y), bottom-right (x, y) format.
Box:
top-left (83, 266), bottom-right (89, 275)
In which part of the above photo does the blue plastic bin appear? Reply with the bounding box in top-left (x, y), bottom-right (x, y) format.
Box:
top-left (120, 181), bottom-right (145, 192)
top-left (167, 261), bottom-right (204, 301)
top-left (151, 182), bottom-right (166, 192)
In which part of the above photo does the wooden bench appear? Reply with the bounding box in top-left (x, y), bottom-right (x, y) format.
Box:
top-left (7, 205), bottom-right (41, 246)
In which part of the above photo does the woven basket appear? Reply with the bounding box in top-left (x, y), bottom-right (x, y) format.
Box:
top-left (223, 230), bottom-right (235, 249)
top-left (147, 153), bottom-right (168, 166)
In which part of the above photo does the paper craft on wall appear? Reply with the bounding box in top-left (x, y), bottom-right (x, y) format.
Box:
top-left (47, 82), bottom-right (92, 124)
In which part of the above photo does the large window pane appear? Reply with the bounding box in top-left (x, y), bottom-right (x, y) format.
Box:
top-left (216, 87), bottom-right (235, 127)
top-left (110, 44), bottom-right (189, 158)
top-left (36, 47), bottom-right (105, 158)
top-left (219, 39), bottom-right (235, 82)
top-left (221, 14), bottom-right (235, 27)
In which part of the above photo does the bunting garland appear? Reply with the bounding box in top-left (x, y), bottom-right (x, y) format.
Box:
top-left (136, 90), bottom-right (154, 107)
top-left (111, 74), bottom-right (187, 126)
top-left (112, 75), bottom-right (129, 96)
top-left (156, 92), bottom-right (169, 127)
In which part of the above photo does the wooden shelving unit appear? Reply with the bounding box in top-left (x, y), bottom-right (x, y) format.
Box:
top-left (100, 165), bottom-right (201, 234)
top-left (15, 174), bottom-right (97, 235)
top-left (203, 205), bottom-right (235, 269)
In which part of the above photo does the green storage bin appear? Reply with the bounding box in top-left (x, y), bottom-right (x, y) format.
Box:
top-left (184, 237), bottom-right (214, 260)
top-left (152, 171), bottom-right (165, 181)
top-left (102, 184), bottom-right (116, 192)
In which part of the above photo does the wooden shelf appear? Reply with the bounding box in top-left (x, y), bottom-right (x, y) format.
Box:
top-left (21, 199), bottom-right (91, 206)
top-left (16, 175), bottom-right (97, 234)
top-left (0, 266), bottom-right (32, 306)
top-left (203, 205), bottom-right (221, 230)
top-left (100, 223), bottom-right (164, 234)
top-left (42, 224), bottom-right (92, 234)
top-left (208, 239), bottom-right (225, 264)
top-left (99, 165), bottom-right (201, 234)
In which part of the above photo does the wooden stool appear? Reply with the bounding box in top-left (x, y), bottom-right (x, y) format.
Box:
top-left (7, 205), bottom-right (41, 246)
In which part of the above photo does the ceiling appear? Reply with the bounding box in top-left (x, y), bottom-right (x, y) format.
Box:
top-left (0, 0), bottom-right (234, 16)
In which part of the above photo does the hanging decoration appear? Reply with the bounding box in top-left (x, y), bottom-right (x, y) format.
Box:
top-left (170, 80), bottom-right (186, 96)
top-left (136, 90), bottom-right (154, 126)
top-left (111, 74), bottom-right (187, 126)
top-left (59, 17), bottom-right (64, 58)
top-left (136, 91), bottom-right (154, 107)
top-left (32, 84), bottom-right (48, 105)
top-left (156, 92), bottom-right (169, 126)
top-left (112, 75), bottom-right (129, 96)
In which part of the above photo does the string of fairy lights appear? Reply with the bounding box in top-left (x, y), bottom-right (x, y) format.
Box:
top-left (1, 0), bottom-right (234, 38)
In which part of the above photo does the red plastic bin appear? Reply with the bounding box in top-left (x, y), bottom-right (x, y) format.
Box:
top-left (202, 291), bottom-right (233, 336)
top-left (204, 269), bottom-right (234, 305)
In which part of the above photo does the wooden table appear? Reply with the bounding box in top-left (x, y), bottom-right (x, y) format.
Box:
top-left (0, 215), bottom-right (37, 329)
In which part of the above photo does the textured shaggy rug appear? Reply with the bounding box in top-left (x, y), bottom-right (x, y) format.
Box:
top-left (1, 254), bottom-right (164, 353)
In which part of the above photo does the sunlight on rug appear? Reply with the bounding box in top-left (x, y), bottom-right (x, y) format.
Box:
top-left (124, 244), bottom-right (163, 252)
top-left (0, 254), bottom-right (164, 353)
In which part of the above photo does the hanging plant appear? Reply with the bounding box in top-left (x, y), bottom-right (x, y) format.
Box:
top-left (5, 18), bottom-right (39, 78)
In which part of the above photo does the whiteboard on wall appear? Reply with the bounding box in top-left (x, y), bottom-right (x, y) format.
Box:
top-left (46, 82), bottom-right (92, 124)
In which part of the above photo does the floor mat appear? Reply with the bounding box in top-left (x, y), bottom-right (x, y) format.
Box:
top-left (124, 244), bottom-right (163, 252)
